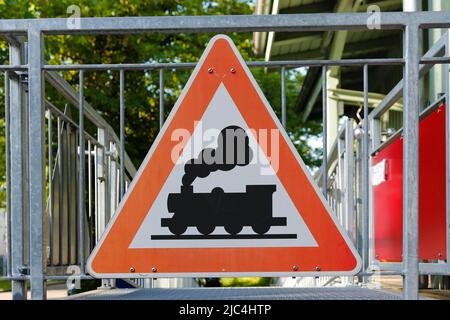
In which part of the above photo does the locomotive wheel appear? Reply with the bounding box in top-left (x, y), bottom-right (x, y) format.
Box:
top-left (168, 222), bottom-right (187, 236)
top-left (252, 223), bottom-right (270, 235)
top-left (224, 224), bottom-right (243, 235)
top-left (197, 223), bottom-right (215, 235)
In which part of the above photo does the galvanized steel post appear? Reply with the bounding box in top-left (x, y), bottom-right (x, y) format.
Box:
top-left (27, 29), bottom-right (46, 300)
top-left (402, 24), bottom-right (420, 300)
top-left (8, 38), bottom-right (28, 300)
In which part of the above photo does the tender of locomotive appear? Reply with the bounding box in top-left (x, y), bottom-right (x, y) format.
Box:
top-left (162, 184), bottom-right (287, 236)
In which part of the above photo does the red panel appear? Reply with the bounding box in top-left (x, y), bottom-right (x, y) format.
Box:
top-left (373, 104), bottom-right (447, 261)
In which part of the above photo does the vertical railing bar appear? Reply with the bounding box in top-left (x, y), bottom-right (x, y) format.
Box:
top-left (88, 140), bottom-right (92, 220)
top-left (281, 66), bottom-right (286, 128)
top-left (119, 69), bottom-right (125, 199)
top-left (78, 70), bottom-right (85, 274)
top-left (368, 116), bottom-right (379, 275)
top-left (66, 122), bottom-right (71, 265)
top-left (337, 132), bottom-right (345, 226)
top-left (28, 29), bottom-right (46, 299)
top-left (47, 109), bottom-right (53, 266)
top-left (355, 129), bottom-right (363, 260)
top-left (9, 39), bottom-right (27, 300)
top-left (93, 143), bottom-right (98, 247)
top-left (74, 128), bottom-right (79, 262)
top-left (159, 68), bottom-right (164, 129)
top-left (322, 66), bottom-right (328, 197)
top-left (87, 139), bottom-right (92, 252)
top-left (362, 64), bottom-right (370, 279)
top-left (345, 118), bottom-right (355, 243)
top-left (402, 24), bottom-right (420, 300)
top-left (57, 117), bottom-right (63, 266)
top-left (4, 70), bottom-right (11, 277)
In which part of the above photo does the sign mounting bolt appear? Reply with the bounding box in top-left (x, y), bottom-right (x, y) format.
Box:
top-left (208, 67), bottom-right (214, 73)
top-left (230, 67), bottom-right (236, 73)
top-left (292, 265), bottom-right (298, 271)
top-left (152, 267), bottom-right (157, 273)
top-left (315, 266), bottom-right (321, 271)
top-left (130, 266), bottom-right (135, 273)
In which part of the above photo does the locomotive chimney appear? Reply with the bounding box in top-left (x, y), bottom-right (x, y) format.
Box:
top-left (181, 126), bottom-right (253, 186)
top-left (181, 185), bottom-right (193, 193)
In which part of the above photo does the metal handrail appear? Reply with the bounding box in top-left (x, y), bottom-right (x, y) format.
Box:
top-left (371, 95), bottom-right (446, 155)
top-left (45, 69), bottom-right (137, 177)
top-left (369, 32), bottom-right (448, 121)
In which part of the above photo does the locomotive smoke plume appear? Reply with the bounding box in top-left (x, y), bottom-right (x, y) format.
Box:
top-left (182, 126), bottom-right (253, 186)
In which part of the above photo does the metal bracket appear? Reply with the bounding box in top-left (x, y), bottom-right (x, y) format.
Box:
top-left (17, 265), bottom-right (30, 276)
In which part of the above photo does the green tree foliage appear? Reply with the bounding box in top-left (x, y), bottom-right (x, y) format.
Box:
top-left (0, 0), bottom-right (322, 208)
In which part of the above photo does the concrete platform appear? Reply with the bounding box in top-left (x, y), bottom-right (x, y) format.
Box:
top-left (68, 286), bottom-right (405, 300)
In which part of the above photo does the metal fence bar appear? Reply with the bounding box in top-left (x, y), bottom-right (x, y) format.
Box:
top-left (96, 128), bottom-right (108, 241)
top-left (78, 70), bottom-right (85, 274)
top-left (322, 66), bottom-right (327, 197)
top-left (402, 24), bottom-right (420, 300)
top-left (57, 117), bottom-right (63, 267)
top-left (45, 100), bottom-right (101, 146)
top-left (281, 66), bottom-right (286, 128)
top-left (368, 115), bottom-right (380, 273)
top-left (355, 125), bottom-right (363, 261)
top-left (87, 139), bottom-right (93, 255)
top-left (369, 31), bottom-right (447, 121)
top-left (44, 70), bottom-right (137, 177)
top-left (4, 70), bottom-right (11, 277)
top-left (119, 69), bottom-right (125, 199)
top-left (371, 95), bottom-right (445, 156)
top-left (420, 56), bottom-right (450, 64)
top-left (337, 129), bottom-right (345, 225)
top-left (159, 68), bottom-right (164, 129)
top-left (344, 118), bottom-right (355, 241)
top-left (9, 38), bottom-right (27, 300)
top-left (66, 122), bottom-right (72, 265)
top-left (47, 109), bottom-right (53, 265)
top-left (28, 29), bottom-right (46, 300)
top-left (0, 13), bottom-right (437, 35)
top-left (88, 139), bottom-right (92, 221)
top-left (362, 64), bottom-right (369, 279)
top-left (0, 65), bottom-right (28, 71)
top-left (42, 58), bottom-right (405, 71)
top-left (4, 12), bottom-right (450, 35)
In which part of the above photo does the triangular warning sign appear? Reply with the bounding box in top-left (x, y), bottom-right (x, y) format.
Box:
top-left (87, 35), bottom-right (361, 278)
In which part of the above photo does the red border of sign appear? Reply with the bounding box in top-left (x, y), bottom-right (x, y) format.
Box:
top-left (87, 35), bottom-right (361, 278)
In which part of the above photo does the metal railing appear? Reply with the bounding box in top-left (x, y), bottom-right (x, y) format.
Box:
top-left (319, 31), bottom-right (450, 284)
top-left (367, 31), bottom-right (450, 277)
top-left (1, 12), bottom-right (450, 300)
top-left (2, 36), bottom-right (137, 299)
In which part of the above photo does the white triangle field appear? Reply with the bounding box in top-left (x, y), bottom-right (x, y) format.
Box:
top-left (130, 84), bottom-right (318, 249)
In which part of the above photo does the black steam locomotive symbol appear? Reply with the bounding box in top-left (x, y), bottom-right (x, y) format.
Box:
top-left (163, 184), bottom-right (287, 236)
top-left (152, 125), bottom-right (295, 240)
